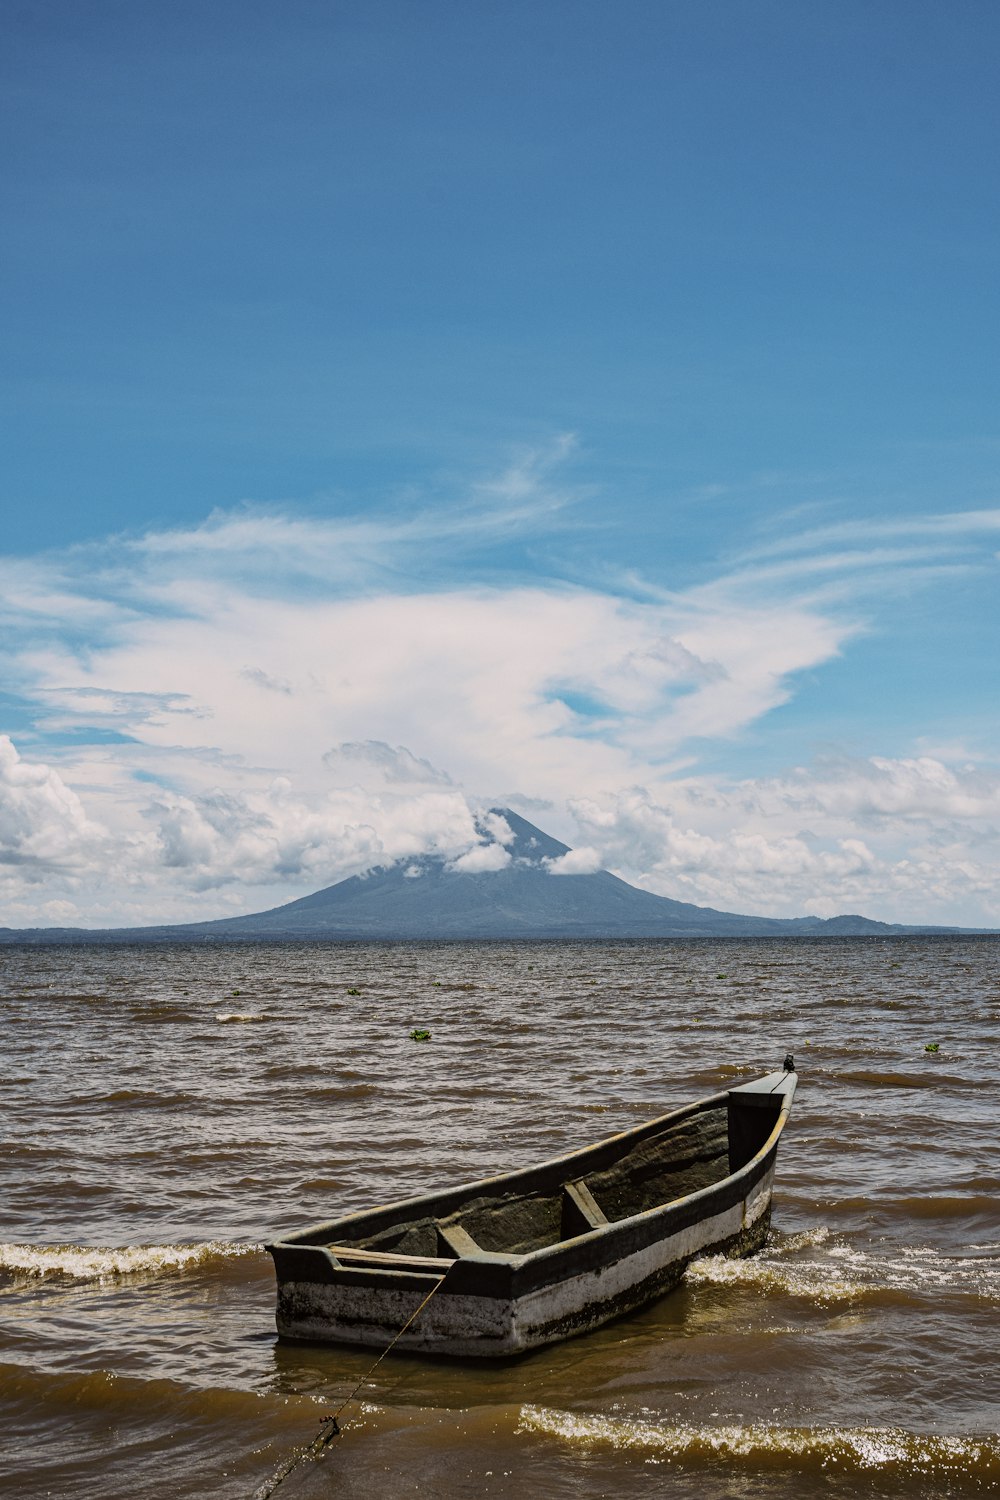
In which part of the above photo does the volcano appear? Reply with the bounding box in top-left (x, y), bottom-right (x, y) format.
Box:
top-left (0, 807), bottom-right (967, 942)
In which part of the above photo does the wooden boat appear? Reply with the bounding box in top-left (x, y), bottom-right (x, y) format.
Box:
top-left (265, 1061), bottom-right (797, 1357)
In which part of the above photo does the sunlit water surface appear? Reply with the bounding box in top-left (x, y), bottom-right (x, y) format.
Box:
top-left (2, 937), bottom-right (999, 1498)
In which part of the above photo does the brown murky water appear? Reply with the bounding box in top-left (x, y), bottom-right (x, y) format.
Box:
top-left (2, 937), bottom-right (999, 1497)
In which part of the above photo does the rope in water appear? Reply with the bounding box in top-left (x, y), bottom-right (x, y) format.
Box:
top-left (251, 1276), bottom-right (445, 1500)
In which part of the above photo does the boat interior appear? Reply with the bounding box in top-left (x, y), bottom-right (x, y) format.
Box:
top-left (329, 1087), bottom-right (784, 1261)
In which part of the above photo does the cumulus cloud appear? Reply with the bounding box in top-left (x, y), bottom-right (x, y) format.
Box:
top-left (546, 846), bottom-right (603, 875)
top-left (448, 842), bottom-right (512, 874)
top-left (476, 810), bottom-right (515, 845)
top-left (564, 762), bottom-right (1000, 924)
top-left (778, 755), bottom-right (1000, 822)
top-left (0, 735), bottom-right (107, 877)
top-left (146, 783), bottom-right (481, 891)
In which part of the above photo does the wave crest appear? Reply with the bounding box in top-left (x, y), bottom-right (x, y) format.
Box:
top-left (0, 1239), bottom-right (260, 1283)
top-left (518, 1406), bottom-right (1000, 1478)
top-left (687, 1227), bottom-right (1000, 1305)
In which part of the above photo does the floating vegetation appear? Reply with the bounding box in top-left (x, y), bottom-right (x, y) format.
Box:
top-left (410, 1028), bottom-right (431, 1042)
top-left (346, 987), bottom-right (361, 996)
top-left (924, 1042), bottom-right (940, 1053)
top-left (716, 973), bottom-right (728, 980)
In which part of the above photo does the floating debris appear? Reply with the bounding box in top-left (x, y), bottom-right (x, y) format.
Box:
top-left (924, 1042), bottom-right (940, 1053)
top-left (410, 1028), bottom-right (431, 1042)
top-left (346, 987), bottom-right (361, 996)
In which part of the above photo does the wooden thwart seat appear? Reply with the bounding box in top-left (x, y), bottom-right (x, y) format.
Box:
top-left (561, 1179), bottom-right (608, 1239)
top-left (437, 1222), bottom-right (482, 1258)
top-left (330, 1247), bottom-right (451, 1272)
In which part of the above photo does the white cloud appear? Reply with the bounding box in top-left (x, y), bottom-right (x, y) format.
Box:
top-left (546, 846), bottom-right (603, 875)
top-left (564, 762), bottom-right (1000, 925)
top-left (448, 842), bottom-right (512, 874)
top-left (784, 755), bottom-right (1000, 822)
top-left (14, 586), bottom-right (852, 816)
top-left (747, 507), bottom-right (1000, 560)
top-left (121, 435), bottom-right (582, 594)
top-left (3, 448), bottom-right (1000, 927)
top-left (0, 735), bottom-right (108, 878)
top-left (476, 810), bottom-right (515, 845)
top-left (147, 782), bottom-right (480, 891)
top-left (322, 740), bottom-right (453, 786)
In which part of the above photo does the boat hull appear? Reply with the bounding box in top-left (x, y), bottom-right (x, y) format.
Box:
top-left (267, 1069), bottom-right (795, 1357)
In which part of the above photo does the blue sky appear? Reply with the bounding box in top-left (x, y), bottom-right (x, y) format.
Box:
top-left (3, 1), bottom-right (1000, 926)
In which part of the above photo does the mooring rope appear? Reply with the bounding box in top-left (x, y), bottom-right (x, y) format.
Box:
top-left (251, 1275), bottom-right (445, 1500)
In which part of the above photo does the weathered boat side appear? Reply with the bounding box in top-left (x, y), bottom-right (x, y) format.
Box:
top-left (266, 1066), bottom-right (796, 1356)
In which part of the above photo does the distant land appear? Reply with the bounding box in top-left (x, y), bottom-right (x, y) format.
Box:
top-left (0, 809), bottom-right (987, 943)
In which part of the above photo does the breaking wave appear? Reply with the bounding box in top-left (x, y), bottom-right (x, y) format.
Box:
top-left (519, 1406), bottom-right (1000, 1479)
top-left (687, 1228), bottom-right (1000, 1305)
top-left (0, 1239), bottom-right (261, 1283)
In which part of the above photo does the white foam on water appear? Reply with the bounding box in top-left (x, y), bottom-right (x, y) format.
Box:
top-left (0, 1239), bottom-right (261, 1283)
top-left (687, 1227), bottom-right (858, 1304)
top-left (518, 1405), bottom-right (1000, 1476)
top-left (687, 1227), bottom-right (1000, 1305)
top-left (825, 1241), bottom-right (1000, 1302)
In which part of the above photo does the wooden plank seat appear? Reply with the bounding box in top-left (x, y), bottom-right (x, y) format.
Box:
top-left (436, 1222), bottom-right (483, 1258)
top-left (561, 1178), bottom-right (608, 1239)
top-left (330, 1247), bottom-right (453, 1271)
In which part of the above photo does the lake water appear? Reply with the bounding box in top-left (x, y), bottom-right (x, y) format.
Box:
top-left (2, 937), bottom-right (999, 1498)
